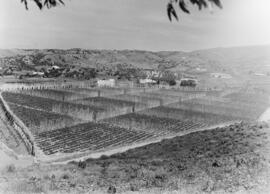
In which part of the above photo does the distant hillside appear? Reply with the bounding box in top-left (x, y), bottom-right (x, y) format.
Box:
top-left (0, 45), bottom-right (270, 76)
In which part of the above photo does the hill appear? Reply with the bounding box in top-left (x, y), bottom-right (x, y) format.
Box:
top-left (1, 45), bottom-right (270, 74)
top-left (1, 122), bottom-right (270, 193)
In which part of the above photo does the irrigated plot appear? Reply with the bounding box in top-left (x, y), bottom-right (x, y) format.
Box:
top-left (7, 103), bottom-right (82, 134)
top-left (61, 88), bottom-right (100, 97)
top-left (109, 94), bottom-right (162, 110)
top-left (20, 89), bottom-right (89, 101)
top-left (2, 92), bottom-right (106, 121)
top-left (138, 106), bottom-right (239, 126)
top-left (101, 113), bottom-right (207, 136)
top-left (34, 122), bottom-right (154, 155)
top-left (72, 97), bottom-right (139, 119)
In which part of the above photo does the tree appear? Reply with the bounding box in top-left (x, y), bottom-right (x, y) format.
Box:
top-left (20, 0), bottom-right (222, 21)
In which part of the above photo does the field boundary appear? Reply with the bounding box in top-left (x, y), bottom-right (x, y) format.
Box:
top-left (0, 92), bottom-right (35, 156)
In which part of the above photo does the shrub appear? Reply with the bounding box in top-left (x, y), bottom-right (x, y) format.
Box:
top-left (78, 161), bottom-right (86, 169)
top-left (6, 164), bottom-right (16, 173)
top-left (107, 185), bottom-right (116, 194)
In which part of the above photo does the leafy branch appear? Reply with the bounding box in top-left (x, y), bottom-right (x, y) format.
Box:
top-left (21, 0), bottom-right (64, 10)
top-left (20, 0), bottom-right (222, 22)
top-left (167, 0), bottom-right (223, 21)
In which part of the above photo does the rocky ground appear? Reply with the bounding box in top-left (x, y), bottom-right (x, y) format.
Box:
top-left (0, 122), bottom-right (270, 194)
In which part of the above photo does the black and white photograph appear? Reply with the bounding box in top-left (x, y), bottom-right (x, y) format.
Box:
top-left (0, 0), bottom-right (270, 193)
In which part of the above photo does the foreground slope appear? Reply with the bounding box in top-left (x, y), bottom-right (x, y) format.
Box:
top-left (1, 122), bottom-right (270, 194)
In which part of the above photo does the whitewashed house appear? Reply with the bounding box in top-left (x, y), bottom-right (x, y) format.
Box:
top-left (211, 73), bottom-right (232, 79)
top-left (97, 79), bottom-right (116, 87)
top-left (139, 78), bottom-right (157, 84)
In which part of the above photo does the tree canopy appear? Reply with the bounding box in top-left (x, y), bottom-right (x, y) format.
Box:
top-left (21, 0), bottom-right (222, 21)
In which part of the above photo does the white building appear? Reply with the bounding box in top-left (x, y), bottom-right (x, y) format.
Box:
top-left (32, 71), bottom-right (45, 76)
top-left (139, 78), bottom-right (157, 84)
top-left (52, 65), bottom-right (60, 70)
top-left (211, 73), bottom-right (232, 79)
top-left (254, 73), bottom-right (266, 76)
top-left (97, 79), bottom-right (116, 87)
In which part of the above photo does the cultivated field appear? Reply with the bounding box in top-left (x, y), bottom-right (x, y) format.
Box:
top-left (1, 122), bottom-right (269, 194)
top-left (0, 86), bottom-right (269, 161)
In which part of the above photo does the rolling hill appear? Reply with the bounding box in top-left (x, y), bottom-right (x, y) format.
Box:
top-left (0, 45), bottom-right (270, 77)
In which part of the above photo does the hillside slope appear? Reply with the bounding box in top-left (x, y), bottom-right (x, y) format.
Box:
top-left (1, 45), bottom-right (270, 75)
top-left (1, 122), bottom-right (270, 194)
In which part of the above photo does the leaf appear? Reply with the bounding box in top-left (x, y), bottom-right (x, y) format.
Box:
top-left (167, 2), bottom-right (179, 21)
top-left (58, 0), bottom-right (65, 5)
top-left (179, 0), bottom-right (190, 14)
top-left (49, 0), bottom-right (57, 7)
top-left (208, 0), bottom-right (222, 9)
top-left (21, 0), bottom-right (28, 10)
top-left (33, 0), bottom-right (43, 9)
top-left (199, 0), bottom-right (208, 8)
top-left (190, 0), bottom-right (203, 10)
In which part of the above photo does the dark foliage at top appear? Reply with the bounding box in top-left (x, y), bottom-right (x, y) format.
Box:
top-left (21, 0), bottom-right (64, 10)
top-left (167, 0), bottom-right (222, 21)
top-left (20, 0), bottom-right (222, 21)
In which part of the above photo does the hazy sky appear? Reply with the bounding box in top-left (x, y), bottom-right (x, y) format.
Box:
top-left (0, 0), bottom-right (270, 51)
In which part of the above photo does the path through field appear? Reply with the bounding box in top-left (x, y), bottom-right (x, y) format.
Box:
top-left (259, 107), bottom-right (270, 122)
top-left (259, 96), bottom-right (270, 122)
top-left (0, 143), bottom-right (34, 170)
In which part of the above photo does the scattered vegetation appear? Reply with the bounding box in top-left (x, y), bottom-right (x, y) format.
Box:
top-left (1, 122), bottom-right (269, 193)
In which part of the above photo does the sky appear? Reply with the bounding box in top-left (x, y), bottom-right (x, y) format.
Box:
top-left (0, 0), bottom-right (270, 51)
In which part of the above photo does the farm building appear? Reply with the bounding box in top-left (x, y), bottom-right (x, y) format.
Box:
top-left (97, 79), bottom-right (116, 87)
top-left (254, 72), bottom-right (266, 76)
top-left (211, 73), bottom-right (232, 79)
top-left (179, 78), bottom-right (198, 87)
top-left (139, 78), bottom-right (157, 85)
top-left (51, 65), bottom-right (60, 70)
top-left (32, 71), bottom-right (45, 76)
top-left (195, 67), bottom-right (207, 72)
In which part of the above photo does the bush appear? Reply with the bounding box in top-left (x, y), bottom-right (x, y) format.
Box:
top-left (107, 185), bottom-right (116, 194)
top-left (61, 173), bottom-right (70, 179)
top-left (169, 80), bottom-right (176, 86)
top-left (78, 161), bottom-right (86, 169)
top-left (6, 164), bottom-right (16, 173)
top-left (130, 183), bottom-right (140, 191)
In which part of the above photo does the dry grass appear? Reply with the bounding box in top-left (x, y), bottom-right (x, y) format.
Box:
top-left (1, 122), bottom-right (270, 194)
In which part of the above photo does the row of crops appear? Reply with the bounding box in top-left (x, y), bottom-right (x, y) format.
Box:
top-left (101, 113), bottom-right (207, 136)
top-left (4, 87), bottom-right (264, 158)
top-left (7, 103), bottom-right (83, 134)
top-left (63, 87), bottom-right (125, 97)
top-left (138, 106), bottom-right (240, 126)
top-left (224, 92), bottom-right (270, 105)
top-left (2, 92), bottom-right (106, 121)
top-left (34, 122), bottom-right (154, 155)
top-left (19, 89), bottom-right (90, 102)
top-left (166, 100), bottom-right (263, 120)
